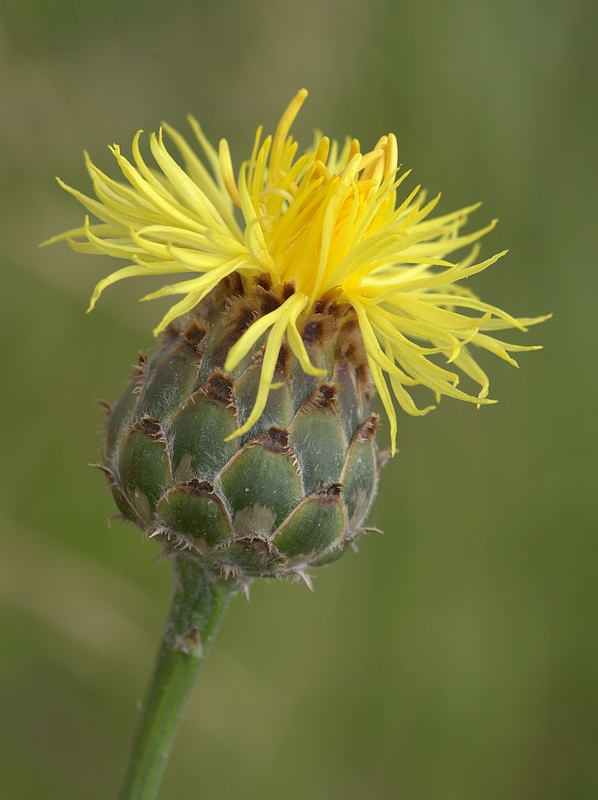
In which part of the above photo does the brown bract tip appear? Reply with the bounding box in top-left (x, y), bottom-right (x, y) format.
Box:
top-left (316, 482), bottom-right (344, 500)
top-left (183, 320), bottom-right (208, 352)
top-left (276, 342), bottom-right (292, 375)
top-left (281, 281), bottom-right (296, 300)
top-left (133, 414), bottom-right (164, 440)
top-left (338, 317), bottom-right (367, 365)
top-left (203, 371), bottom-right (235, 406)
top-left (300, 383), bottom-right (338, 413)
top-left (177, 478), bottom-right (214, 496)
top-left (255, 273), bottom-right (273, 292)
top-left (225, 296), bottom-right (257, 337)
top-left (314, 286), bottom-right (342, 313)
top-left (315, 383), bottom-right (338, 407)
top-left (234, 536), bottom-right (272, 554)
top-left (129, 351), bottom-right (148, 381)
top-left (301, 313), bottom-right (337, 346)
top-left (222, 272), bottom-right (244, 297)
top-left (257, 425), bottom-right (290, 453)
top-left (353, 414), bottom-right (380, 443)
top-left (255, 285), bottom-right (283, 316)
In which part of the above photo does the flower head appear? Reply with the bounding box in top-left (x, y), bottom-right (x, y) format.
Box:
top-left (47, 89), bottom-right (547, 452)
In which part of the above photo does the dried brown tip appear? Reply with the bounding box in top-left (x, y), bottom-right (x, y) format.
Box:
top-left (255, 285), bottom-right (282, 316)
top-left (255, 273), bottom-right (273, 291)
top-left (183, 320), bottom-right (208, 352)
top-left (338, 316), bottom-right (366, 365)
top-left (225, 295), bottom-right (257, 337)
top-left (281, 281), bottom-right (296, 300)
top-left (222, 272), bottom-right (244, 297)
top-left (234, 536), bottom-right (272, 555)
top-left (299, 384), bottom-right (339, 413)
top-left (314, 286), bottom-right (342, 313)
top-left (301, 313), bottom-right (337, 346)
top-left (316, 483), bottom-right (344, 499)
top-left (256, 426), bottom-right (290, 453)
top-left (132, 414), bottom-right (164, 440)
top-left (176, 478), bottom-right (215, 496)
top-left (129, 351), bottom-right (148, 381)
top-left (275, 342), bottom-right (292, 374)
top-left (202, 371), bottom-right (235, 406)
top-left (353, 414), bottom-right (380, 443)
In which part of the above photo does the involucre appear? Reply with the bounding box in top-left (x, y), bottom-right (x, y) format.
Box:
top-left (99, 276), bottom-right (385, 584)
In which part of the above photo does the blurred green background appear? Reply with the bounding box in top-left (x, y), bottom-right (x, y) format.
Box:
top-left (1, 1), bottom-right (596, 798)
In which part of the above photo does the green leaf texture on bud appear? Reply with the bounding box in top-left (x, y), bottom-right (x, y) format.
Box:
top-left (99, 276), bottom-right (386, 583)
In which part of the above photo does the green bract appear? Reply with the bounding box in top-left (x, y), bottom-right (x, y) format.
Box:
top-left (100, 277), bottom-right (385, 583)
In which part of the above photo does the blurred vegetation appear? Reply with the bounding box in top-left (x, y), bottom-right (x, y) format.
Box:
top-left (1, 0), bottom-right (596, 798)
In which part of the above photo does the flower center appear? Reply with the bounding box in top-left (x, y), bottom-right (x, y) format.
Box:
top-left (222, 88), bottom-right (399, 310)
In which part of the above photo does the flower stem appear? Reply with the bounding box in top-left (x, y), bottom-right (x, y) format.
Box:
top-left (118, 556), bottom-right (237, 800)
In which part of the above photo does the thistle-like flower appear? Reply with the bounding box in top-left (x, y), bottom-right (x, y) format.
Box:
top-left (47, 90), bottom-right (546, 580)
top-left (48, 90), bottom-right (548, 800)
top-left (47, 89), bottom-right (546, 448)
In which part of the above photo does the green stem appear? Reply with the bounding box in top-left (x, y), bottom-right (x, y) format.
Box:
top-left (118, 556), bottom-right (237, 800)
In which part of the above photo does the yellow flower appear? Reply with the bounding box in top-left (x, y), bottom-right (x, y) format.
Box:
top-left (46, 89), bottom-right (548, 452)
